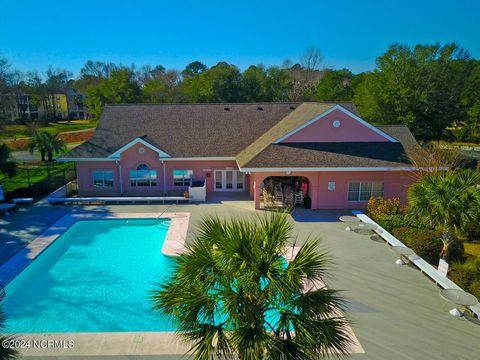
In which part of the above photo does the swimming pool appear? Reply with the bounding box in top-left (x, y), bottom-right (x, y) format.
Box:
top-left (3, 218), bottom-right (176, 333)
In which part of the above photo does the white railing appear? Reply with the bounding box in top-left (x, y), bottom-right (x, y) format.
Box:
top-left (352, 210), bottom-right (480, 318)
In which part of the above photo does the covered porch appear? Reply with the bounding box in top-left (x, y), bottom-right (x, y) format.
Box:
top-left (249, 172), bottom-right (320, 210)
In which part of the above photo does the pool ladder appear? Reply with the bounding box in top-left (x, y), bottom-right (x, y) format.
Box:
top-left (157, 204), bottom-right (173, 228)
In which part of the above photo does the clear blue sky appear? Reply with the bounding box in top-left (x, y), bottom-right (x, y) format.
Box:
top-left (1, 0), bottom-right (478, 76)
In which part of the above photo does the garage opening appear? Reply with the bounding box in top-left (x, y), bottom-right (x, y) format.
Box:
top-left (260, 176), bottom-right (310, 209)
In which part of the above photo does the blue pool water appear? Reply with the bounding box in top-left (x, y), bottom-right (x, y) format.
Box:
top-left (3, 218), bottom-right (176, 333)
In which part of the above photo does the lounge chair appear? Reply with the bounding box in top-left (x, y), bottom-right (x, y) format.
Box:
top-left (0, 185), bottom-right (15, 215)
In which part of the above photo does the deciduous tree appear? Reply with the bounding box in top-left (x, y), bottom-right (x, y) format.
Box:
top-left (354, 43), bottom-right (470, 139)
top-left (315, 69), bottom-right (354, 101)
top-left (85, 68), bottom-right (142, 118)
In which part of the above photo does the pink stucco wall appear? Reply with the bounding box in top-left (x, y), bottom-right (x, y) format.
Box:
top-left (120, 143), bottom-right (164, 196)
top-left (77, 161), bottom-right (120, 196)
top-left (77, 142), bottom-right (249, 196)
top-left (281, 109), bottom-right (390, 143)
top-left (76, 139), bottom-right (414, 208)
top-left (164, 160), bottom-right (242, 194)
top-left (251, 170), bottom-right (415, 210)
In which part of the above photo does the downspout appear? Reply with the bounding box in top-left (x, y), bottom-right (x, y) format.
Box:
top-left (162, 159), bottom-right (167, 196)
top-left (117, 160), bottom-right (123, 196)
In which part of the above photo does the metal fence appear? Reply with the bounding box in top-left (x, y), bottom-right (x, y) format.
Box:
top-left (0, 161), bottom-right (77, 200)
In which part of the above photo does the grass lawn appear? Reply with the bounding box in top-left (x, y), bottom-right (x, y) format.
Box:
top-left (0, 121), bottom-right (96, 140)
top-left (464, 241), bottom-right (480, 258)
top-left (0, 162), bottom-right (75, 198)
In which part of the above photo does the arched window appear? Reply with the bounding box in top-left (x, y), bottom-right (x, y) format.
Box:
top-left (130, 164), bottom-right (157, 187)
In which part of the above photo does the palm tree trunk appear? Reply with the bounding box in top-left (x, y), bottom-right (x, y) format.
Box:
top-left (440, 228), bottom-right (453, 260)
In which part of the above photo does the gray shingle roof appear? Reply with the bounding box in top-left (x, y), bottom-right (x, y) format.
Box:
top-left (60, 102), bottom-right (417, 169)
top-left (63, 103), bottom-right (299, 158)
top-left (241, 125), bottom-right (418, 168)
top-left (241, 142), bottom-right (411, 168)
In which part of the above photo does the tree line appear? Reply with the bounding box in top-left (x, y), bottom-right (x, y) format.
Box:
top-left (0, 44), bottom-right (479, 140)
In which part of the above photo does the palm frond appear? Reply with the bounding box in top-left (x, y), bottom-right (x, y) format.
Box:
top-left (150, 212), bottom-right (352, 359)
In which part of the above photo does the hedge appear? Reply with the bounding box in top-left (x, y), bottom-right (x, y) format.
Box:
top-left (392, 227), bottom-right (464, 264)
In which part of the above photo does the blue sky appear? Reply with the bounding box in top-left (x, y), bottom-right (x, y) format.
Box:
top-left (1, 0), bottom-right (478, 76)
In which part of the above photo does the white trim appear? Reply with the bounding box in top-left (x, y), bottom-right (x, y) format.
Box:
top-left (108, 138), bottom-right (171, 159)
top-left (58, 156), bottom-right (236, 162)
top-left (347, 181), bottom-right (385, 202)
top-left (239, 166), bottom-right (418, 172)
top-left (273, 105), bottom-right (398, 143)
top-left (213, 169), bottom-right (245, 191)
top-left (162, 157), bottom-right (236, 161)
top-left (57, 158), bottom-right (117, 162)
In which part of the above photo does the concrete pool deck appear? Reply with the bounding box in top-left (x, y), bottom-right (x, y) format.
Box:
top-left (0, 196), bottom-right (479, 359)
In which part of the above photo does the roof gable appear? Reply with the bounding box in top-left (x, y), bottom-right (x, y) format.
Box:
top-left (275, 105), bottom-right (397, 144)
top-left (108, 137), bottom-right (171, 159)
top-left (236, 103), bottom-right (336, 167)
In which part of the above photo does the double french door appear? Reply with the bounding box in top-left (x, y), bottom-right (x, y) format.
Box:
top-left (214, 170), bottom-right (245, 191)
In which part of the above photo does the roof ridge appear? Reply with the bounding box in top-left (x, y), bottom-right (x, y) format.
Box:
top-left (104, 102), bottom-right (301, 106)
top-left (376, 124), bottom-right (408, 127)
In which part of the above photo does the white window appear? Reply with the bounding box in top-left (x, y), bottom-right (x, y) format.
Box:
top-left (215, 170), bottom-right (223, 189)
top-left (93, 170), bottom-right (114, 188)
top-left (348, 182), bottom-right (384, 201)
top-left (236, 172), bottom-right (244, 189)
top-left (173, 170), bottom-right (193, 187)
top-left (130, 164), bottom-right (157, 187)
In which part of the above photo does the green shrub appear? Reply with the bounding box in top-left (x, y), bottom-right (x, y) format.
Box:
top-left (446, 239), bottom-right (465, 263)
top-left (392, 227), bottom-right (464, 264)
top-left (393, 227), bottom-right (443, 264)
top-left (376, 215), bottom-right (413, 233)
top-left (367, 196), bottom-right (403, 220)
top-left (409, 232), bottom-right (444, 264)
top-left (449, 260), bottom-right (480, 290)
top-left (469, 280), bottom-right (480, 300)
top-left (392, 227), bottom-right (417, 242)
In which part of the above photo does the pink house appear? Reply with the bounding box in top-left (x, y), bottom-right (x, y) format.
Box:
top-left (59, 102), bottom-right (419, 209)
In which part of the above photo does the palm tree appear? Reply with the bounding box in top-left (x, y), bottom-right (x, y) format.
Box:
top-left (28, 131), bottom-right (66, 162)
top-left (0, 144), bottom-right (16, 177)
top-left (408, 170), bottom-right (480, 258)
top-left (0, 305), bottom-right (17, 360)
top-left (152, 212), bottom-right (352, 360)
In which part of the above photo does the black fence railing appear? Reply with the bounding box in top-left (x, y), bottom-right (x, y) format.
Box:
top-left (1, 161), bottom-right (77, 200)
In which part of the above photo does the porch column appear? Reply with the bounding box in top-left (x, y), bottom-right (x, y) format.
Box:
top-left (309, 173), bottom-right (320, 209)
top-left (249, 173), bottom-right (255, 198)
top-left (253, 175), bottom-right (261, 209)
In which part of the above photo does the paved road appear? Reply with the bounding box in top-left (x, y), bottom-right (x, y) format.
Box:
top-left (10, 143), bottom-right (80, 161)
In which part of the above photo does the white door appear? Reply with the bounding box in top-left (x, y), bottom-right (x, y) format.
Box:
top-left (214, 170), bottom-right (245, 191)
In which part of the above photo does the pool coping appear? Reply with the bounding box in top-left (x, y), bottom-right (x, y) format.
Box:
top-left (1, 212), bottom-right (364, 357)
top-left (0, 212), bottom-right (190, 287)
